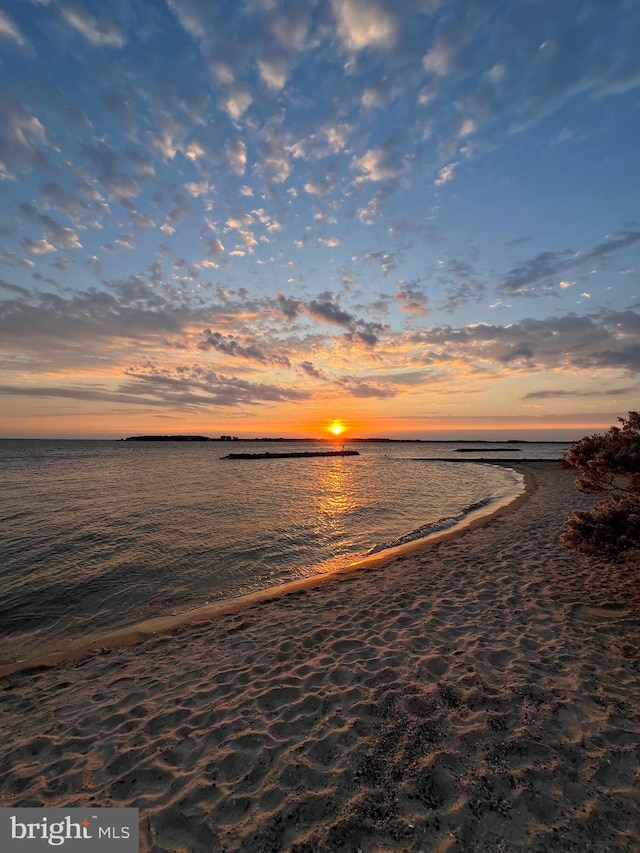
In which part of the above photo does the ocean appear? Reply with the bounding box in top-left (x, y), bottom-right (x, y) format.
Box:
top-left (0, 439), bottom-right (569, 666)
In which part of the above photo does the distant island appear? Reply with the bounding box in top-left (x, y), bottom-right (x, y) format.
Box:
top-left (122, 435), bottom-right (218, 441)
top-left (121, 435), bottom-right (567, 444)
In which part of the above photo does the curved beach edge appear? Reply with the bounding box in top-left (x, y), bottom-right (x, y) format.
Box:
top-left (0, 463), bottom-right (536, 680)
top-left (4, 460), bottom-right (640, 852)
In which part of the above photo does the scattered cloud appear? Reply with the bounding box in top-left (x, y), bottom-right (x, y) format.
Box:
top-left (331, 0), bottom-right (396, 51)
top-left (394, 281), bottom-right (429, 315)
top-left (0, 10), bottom-right (27, 46)
top-left (434, 162), bottom-right (458, 186)
top-left (20, 237), bottom-right (56, 254)
top-left (60, 4), bottom-right (126, 47)
top-left (0, 100), bottom-right (50, 179)
top-left (352, 146), bottom-right (411, 184)
top-left (226, 138), bottom-right (247, 175)
top-left (1, 0), bottom-right (639, 431)
top-left (523, 386), bottom-right (634, 400)
top-left (199, 330), bottom-right (291, 367)
top-left (500, 231), bottom-right (640, 297)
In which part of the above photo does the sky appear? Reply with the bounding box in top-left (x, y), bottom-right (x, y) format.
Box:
top-left (0, 0), bottom-right (639, 440)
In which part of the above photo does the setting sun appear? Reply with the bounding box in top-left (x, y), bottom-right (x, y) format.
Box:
top-left (329, 421), bottom-right (345, 437)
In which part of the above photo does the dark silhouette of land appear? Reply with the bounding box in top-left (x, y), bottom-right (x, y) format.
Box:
top-left (122, 435), bottom-right (566, 444)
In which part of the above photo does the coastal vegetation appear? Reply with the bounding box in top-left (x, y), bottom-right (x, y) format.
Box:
top-left (562, 412), bottom-right (640, 560)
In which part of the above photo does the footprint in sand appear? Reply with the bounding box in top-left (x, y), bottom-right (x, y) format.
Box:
top-left (423, 655), bottom-right (449, 677)
top-left (568, 603), bottom-right (631, 623)
top-left (485, 649), bottom-right (515, 669)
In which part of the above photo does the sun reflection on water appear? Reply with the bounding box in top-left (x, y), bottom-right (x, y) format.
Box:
top-left (315, 459), bottom-right (359, 540)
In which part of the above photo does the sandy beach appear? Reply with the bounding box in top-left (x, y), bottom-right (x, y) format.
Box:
top-left (1, 460), bottom-right (639, 852)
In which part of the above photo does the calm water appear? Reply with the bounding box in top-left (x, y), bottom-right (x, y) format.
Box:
top-left (0, 439), bottom-right (568, 665)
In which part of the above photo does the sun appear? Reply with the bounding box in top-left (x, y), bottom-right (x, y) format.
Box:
top-left (328, 420), bottom-right (345, 437)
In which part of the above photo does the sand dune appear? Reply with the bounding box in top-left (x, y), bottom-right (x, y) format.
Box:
top-left (1, 461), bottom-right (639, 852)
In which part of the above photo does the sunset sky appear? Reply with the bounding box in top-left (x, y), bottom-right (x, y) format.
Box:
top-left (1, 0), bottom-right (639, 439)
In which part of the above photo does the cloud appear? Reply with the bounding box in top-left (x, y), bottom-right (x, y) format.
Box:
top-left (458, 117), bottom-right (477, 138)
top-left (20, 237), bottom-right (57, 254)
top-left (0, 280), bottom-right (194, 356)
top-left (274, 293), bottom-right (386, 346)
top-left (82, 140), bottom-right (140, 200)
top-left (0, 278), bottom-right (31, 297)
top-left (304, 298), bottom-right (387, 347)
top-left (0, 248), bottom-right (35, 271)
top-left (331, 0), bottom-right (396, 51)
top-left (0, 363), bottom-right (310, 410)
top-left (362, 250), bottom-right (399, 276)
top-left (357, 189), bottom-right (389, 223)
top-left (60, 3), bottom-right (125, 47)
top-left (394, 281), bottom-right (429, 315)
top-left (435, 259), bottom-right (486, 311)
top-left (254, 2), bottom-right (311, 91)
top-left (39, 182), bottom-right (103, 225)
top-left (115, 233), bottom-right (135, 250)
top-left (434, 162), bottom-right (458, 186)
top-left (166, 0), bottom-right (208, 41)
top-left (423, 43), bottom-right (454, 77)
top-left (199, 330), bottom-right (291, 367)
top-left (226, 138), bottom-right (247, 175)
top-left (0, 99), bottom-right (50, 178)
top-left (336, 375), bottom-right (396, 398)
top-left (299, 360), bottom-right (325, 380)
top-left (257, 57), bottom-right (289, 92)
top-left (221, 88), bottom-right (252, 122)
top-left (448, 0), bottom-right (640, 148)
top-left (352, 146), bottom-right (411, 184)
top-left (122, 200), bottom-right (156, 230)
top-left (275, 294), bottom-right (304, 320)
top-left (185, 140), bottom-right (207, 162)
top-left (317, 236), bottom-right (341, 248)
top-left (0, 10), bottom-right (27, 46)
top-left (406, 310), bottom-right (640, 373)
top-left (290, 123), bottom-right (352, 162)
top-left (123, 363), bottom-right (308, 408)
top-left (160, 195), bottom-right (191, 235)
top-left (347, 319), bottom-right (387, 347)
top-left (224, 212), bottom-right (257, 253)
top-left (19, 204), bottom-right (83, 251)
top-left (523, 386), bottom-right (635, 400)
top-left (184, 179), bottom-right (209, 198)
top-left (205, 238), bottom-right (225, 257)
top-left (126, 148), bottom-right (155, 176)
top-left (226, 213), bottom-right (253, 230)
top-left (304, 174), bottom-right (340, 196)
top-left (421, 8), bottom-right (488, 81)
top-left (257, 119), bottom-right (292, 184)
top-left (168, 0), bottom-right (311, 97)
top-left (307, 299), bottom-right (354, 327)
top-left (500, 231), bottom-right (640, 297)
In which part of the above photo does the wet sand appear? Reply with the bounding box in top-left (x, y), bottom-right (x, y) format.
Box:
top-left (1, 461), bottom-right (639, 852)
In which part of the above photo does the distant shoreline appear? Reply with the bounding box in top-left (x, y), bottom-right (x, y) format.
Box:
top-left (120, 434), bottom-right (570, 444)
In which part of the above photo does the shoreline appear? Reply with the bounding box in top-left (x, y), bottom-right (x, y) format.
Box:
top-left (0, 461), bottom-right (532, 679)
top-left (2, 460), bottom-right (639, 851)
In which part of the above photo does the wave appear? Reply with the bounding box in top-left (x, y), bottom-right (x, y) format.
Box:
top-left (365, 496), bottom-right (494, 556)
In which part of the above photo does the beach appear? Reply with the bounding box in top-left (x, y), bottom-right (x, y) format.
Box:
top-left (1, 460), bottom-right (639, 851)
